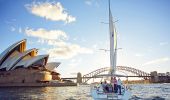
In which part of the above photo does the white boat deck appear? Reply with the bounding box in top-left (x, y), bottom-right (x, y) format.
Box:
top-left (91, 84), bottom-right (131, 100)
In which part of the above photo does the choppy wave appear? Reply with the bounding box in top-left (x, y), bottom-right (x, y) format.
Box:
top-left (129, 83), bottom-right (170, 100)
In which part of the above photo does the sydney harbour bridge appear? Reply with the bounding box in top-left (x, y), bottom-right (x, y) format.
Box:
top-left (82, 66), bottom-right (150, 83)
top-left (62, 66), bottom-right (157, 83)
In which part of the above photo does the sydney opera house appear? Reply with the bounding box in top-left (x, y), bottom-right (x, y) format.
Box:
top-left (0, 39), bottom-right (61, 86)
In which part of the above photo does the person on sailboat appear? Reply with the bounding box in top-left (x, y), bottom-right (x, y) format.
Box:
top-left (98, 82), bottom-right (104, 93)
top-left (113, 77), bottom-right (118, 93)
top-left (111, 77), bottom-right (114, 92)
top-left (117, 78), bottom-right (122, 95)
top-left (103, 81), bottom-right (109, 92)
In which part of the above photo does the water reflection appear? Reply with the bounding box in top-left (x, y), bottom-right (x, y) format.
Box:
top-left (0, 84), bottom-right (169, 100)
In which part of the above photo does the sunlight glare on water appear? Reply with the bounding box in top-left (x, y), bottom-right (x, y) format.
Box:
top-left (0, 84), bottom-right (169, 100)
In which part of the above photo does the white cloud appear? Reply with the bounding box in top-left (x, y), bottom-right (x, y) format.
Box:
top-left (25, 28), bottom-right (68, 40)
top-left (159, 42), bottom-right (168, 46)
top-left (10, 26), bottom-right (15, 32)
top-left (135, 53), bottom-right (144, 57)
top-left (24, 28), bottom-right (93, 59)
top-left (85, 1), bottom-right (92, 6)
top-left (27, 40), bottom-right (34, 44)
top-left (37, 39), bottom-right (45, 44)
top-left (40, 48), bottom-right (48, 51)
top-left (47, 39), bottom-right (67, 47)
top-left (73, 37), bottom-right (77, 41)
top-left (25, 2), bottom-right (76, 23)
top-left (48, 44), bottom-right (93, 59)
top-left (143, 57), bottom-right (170, 66)
top-left (36, 39), bottom-right (67, 47)
top-left (92, 44), bottom-right (98, 49)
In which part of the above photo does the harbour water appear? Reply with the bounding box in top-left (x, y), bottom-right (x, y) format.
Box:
top-left (0, 83), bottom-right (169, 100)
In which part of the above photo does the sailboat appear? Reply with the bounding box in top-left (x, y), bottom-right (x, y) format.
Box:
top-left (90, 0), bottom-right (131, 99)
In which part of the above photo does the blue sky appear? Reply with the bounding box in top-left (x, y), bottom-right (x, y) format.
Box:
top-left (0, 0), bottom-right (170, 77)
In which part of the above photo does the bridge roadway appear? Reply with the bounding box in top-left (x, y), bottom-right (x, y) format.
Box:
top-left (82, 66), bottom-right (151, 82)
top-left (62, 66), bottom-right (152, 82)
top-left (62, 66), bottom-right (170, 83)
top-left (61, 76), bottom-right (152, 80)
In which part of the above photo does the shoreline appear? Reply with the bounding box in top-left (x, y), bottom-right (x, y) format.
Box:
top-left (0, 82), bottom-right (77, 87)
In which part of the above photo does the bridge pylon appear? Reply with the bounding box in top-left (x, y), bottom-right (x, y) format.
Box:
top-left (77, 72), bottom-right (82, 84)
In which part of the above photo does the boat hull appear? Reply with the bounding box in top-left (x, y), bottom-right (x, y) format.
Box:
top-left (91, 86), bottom-right (131, 100)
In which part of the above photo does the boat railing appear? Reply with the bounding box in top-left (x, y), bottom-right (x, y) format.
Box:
top-left (91, 83), bottom-right (129, 95)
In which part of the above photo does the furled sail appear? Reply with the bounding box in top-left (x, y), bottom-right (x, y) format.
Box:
top-left (109, 0), bottom-right (117, 74)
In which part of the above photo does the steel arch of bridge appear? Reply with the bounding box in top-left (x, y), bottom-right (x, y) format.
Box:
top-left (82, 66), bottom-right (150, 83)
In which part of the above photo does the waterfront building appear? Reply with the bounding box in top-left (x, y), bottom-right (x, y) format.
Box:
top-left (150, 71), bottom-right (170, 83)
top-left (166, 72), bottom-right (170, 76)
top-left (0, 39), bottom-right (60, 85)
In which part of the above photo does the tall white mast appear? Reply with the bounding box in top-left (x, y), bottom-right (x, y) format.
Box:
top-left (109, 0), bottom-right (117, 75)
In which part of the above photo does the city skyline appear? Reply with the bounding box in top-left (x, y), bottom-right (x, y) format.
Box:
top-left (0, 0), bottom-right (170, 77)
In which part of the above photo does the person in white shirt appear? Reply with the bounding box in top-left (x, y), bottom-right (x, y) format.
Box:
top-left (98, 82), bottom-right (104, 92)
top-left (110, 77), bottom-right (113, 92)
top-left (117, 78), bottom-right (122, 95)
